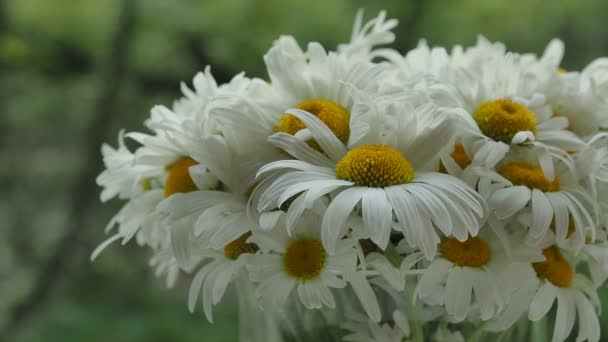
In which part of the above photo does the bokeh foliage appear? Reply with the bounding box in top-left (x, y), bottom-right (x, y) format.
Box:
top-left (2, 0), bottom-right (608, 341)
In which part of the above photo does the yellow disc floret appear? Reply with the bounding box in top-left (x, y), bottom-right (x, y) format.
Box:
top-left (497, 162), bottom-right (560, 192)
top-left (283, 238), bottom-right (327, 280)
top-left (224, 232), bottom-right (259, 260)
top-left (439, 236), bottom-right (491, 268)
top-left (532, 245), bottom-right (573, 288)
top-left (164, 157), bottom-right (199, 197)
top-left (274, 99), bottom-right (350, 149)
top-left (473, 98), bottom-right (538, 143)
top-left (336, 145), bottom-right (415, 188)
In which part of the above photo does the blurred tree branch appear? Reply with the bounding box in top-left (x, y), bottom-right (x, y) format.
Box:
top-left (0, 0), bottom-right (137, 339)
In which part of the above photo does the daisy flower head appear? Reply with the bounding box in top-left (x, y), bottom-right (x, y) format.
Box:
top-left (452, 46), bottom-right (586, 180)
top-left (246, 209), bottom-right (359, 312)
top-left (528, 245), bottom-right (601, 342)
top-left (414, 227), bottom-right (540, 323)
top-left (480, 150), bottom-right (597, 251)
top-left (210, 12), bottom-right (397, 176)
top-left (255, 80), bottom-right (486, 259)
top-left (93, 68), bottom-right (262, 260)
top-left (186, 230), bottom-right (259, 322)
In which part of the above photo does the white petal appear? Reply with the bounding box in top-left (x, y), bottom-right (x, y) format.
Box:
top-left (553, 291), bottom-right (575, 342)
top-left (488, 186), bottom-right (531, 219)
top-left (346, 272), bottom-right (381, 322)
top-left (445, 267), bottom-right (473, 322)
top-left (322, 188), bottom-right (364, 253)
top-left (286, 108), bottom-right (347, 161)
top-left (530, 189), bottom-right (553, 238)
top-left (528, 283), bottom-right (557, 321)
top-left (362, 188), bottom-right (393, 249)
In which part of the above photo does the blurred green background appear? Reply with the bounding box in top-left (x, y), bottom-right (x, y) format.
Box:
top-left (2, 0), bottom-right (608, 341)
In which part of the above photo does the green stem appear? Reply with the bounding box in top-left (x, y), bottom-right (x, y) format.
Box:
top-left (404, 278), bottom-right (424, 342)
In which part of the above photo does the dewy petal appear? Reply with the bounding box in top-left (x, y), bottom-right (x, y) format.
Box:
top-left (322, 187), bottom-right (364, 254)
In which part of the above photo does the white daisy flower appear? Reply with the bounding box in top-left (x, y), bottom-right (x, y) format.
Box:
top-left (527, 246), bottom-right (601, 342)
top-left (480, 154), bottom-right (597, 250)
top-left (158, 135), bottom-right (258, 268)
top-left (93, 69), bottom-right (250, 258)
top-left (247, 209), bottom-right (376, 316)
top-left (453, 51), bottom-right (585, 180)
top-left (211, 22), bottom-right (389, 174)
top-left (255, 89), bottom-right (486, 259)
top-left (414, 228), bottom-right (537, 323)
top-left (187, 231), bottom-right (258, 322)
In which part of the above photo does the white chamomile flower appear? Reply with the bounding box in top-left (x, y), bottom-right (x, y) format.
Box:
top-left (527, 246), bottom-right (601, 342)
top-left (212, 19), bottom-right (389, 173)
top-left (247, 209), bottom-right (361, 312)
top-left (158, 135), bottom-right (258, 268)
top-left (453, 51), bottom-right (585, 180)
top-left (414, 228), bottom-right (536, 323)
top-left (255, 89), bottom-right (486, 259)
top-left (93, 70), bottom-right (239, 258)
top-left (480, 154), bottom-right (597, 250)
top-left (187, 231), bottom-right (258, 322)
top-left (521, 40), bottom-right (608, 138)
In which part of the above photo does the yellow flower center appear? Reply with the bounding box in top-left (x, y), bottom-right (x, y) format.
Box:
top-left (224, 232), bottom-right (259, 260)
top-left (439, 143), bottom-right (471, 173)
top-left (274, 99), bottom-right (350, 150)
top-left (335, 144), bottom-right (415, 188)
top-left (497, 162), bottom-right (560, 192)
top-left (164, 157), bottom-right (199, 198)
top-left (283, 238), bottom-right (327, 280)
top-left (532, 246), bottom-right (573, 288)
top-left (473, 99), bottom-right (538, 143)
top-left (439, 236), bottom-right (491, 268)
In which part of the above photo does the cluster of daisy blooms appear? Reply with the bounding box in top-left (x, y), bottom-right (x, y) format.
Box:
top-left (94, 11), bottom-right (608, 342)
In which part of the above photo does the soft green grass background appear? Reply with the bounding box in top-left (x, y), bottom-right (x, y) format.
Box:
top-left (2, 0), bottom-right (608, 340)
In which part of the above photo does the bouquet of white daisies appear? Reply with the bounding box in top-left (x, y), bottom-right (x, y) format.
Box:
top-left (94, 10), bottom-right (608, 342)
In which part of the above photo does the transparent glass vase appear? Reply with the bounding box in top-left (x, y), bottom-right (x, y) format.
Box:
top-left (236, 275), bottom-right (346, 342)
top-left (235, 275), bottom-right (541, 342)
